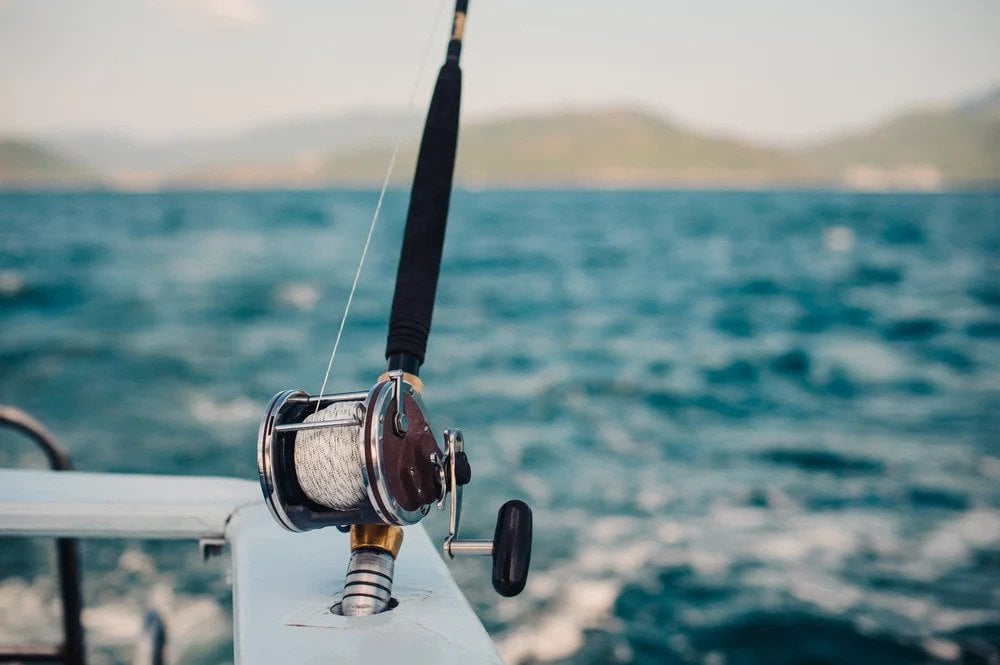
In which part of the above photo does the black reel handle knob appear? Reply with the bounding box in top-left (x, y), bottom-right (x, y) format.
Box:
top-left (492, 499), bottom-right (532, 597)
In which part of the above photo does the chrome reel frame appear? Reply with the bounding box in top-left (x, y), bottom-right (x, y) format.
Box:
top-left (257, 373), bottom-right (432, 532)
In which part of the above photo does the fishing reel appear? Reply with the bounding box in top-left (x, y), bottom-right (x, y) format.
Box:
top-left (257, 370), bottom-right (532, 602)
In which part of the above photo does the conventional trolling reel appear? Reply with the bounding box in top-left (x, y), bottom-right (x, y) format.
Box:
top-left (257, 371), bottom-right (532, 608)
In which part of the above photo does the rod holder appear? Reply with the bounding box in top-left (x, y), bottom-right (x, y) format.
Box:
top-left (340, 525), bottom-right (404, 616)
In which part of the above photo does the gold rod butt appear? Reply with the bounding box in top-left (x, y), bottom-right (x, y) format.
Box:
top-left (351, 524), bottom-right (404, 559)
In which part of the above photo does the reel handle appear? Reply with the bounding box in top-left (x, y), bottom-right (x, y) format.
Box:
top-left (440, 429), bottom-right (532, 597)
top-left (444, 500), bottom-right (533, 597)
top-left (491, 500), bottom-right (532, 597)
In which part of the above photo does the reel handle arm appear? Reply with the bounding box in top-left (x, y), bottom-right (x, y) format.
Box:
top-left (442, 500), bottom-right (532, 598)
top-left (440, 429), bottom-right (532, 598)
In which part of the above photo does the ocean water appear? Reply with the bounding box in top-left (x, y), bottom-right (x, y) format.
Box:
top-left (0, 189), bottom-right (998, 665)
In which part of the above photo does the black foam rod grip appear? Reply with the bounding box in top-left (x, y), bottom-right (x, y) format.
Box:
top-left (492, 500), bottom-right (532, 597)
top-left (385, 58), bottom-right (463, 369)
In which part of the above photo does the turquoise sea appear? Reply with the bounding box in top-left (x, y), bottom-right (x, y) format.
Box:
top-left (1, 190), bottom-right (998, 664)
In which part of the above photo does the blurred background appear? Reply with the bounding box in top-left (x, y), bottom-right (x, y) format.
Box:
top-left (1, 2), bottom-right (998, 664)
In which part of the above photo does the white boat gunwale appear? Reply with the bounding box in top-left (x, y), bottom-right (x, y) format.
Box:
top-left (0, 467), bottom-right (503, 664)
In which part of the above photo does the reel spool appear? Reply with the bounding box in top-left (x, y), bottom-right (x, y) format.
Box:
top-left (258, 372), bottom-right (445, 532)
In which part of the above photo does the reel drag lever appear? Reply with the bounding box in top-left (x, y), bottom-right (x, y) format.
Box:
top-left (439, 429), bottom-right (533, 597)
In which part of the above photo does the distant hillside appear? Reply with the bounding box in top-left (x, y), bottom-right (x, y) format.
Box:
top-left (5, 87), bottom-right (999, 190)
top-left (957, 87), bottom-right (1000, 117)
top-left (460, 109), bottom-right (816, 186)
top-left (46, 110), bottom-right (414, 188)
top-left (319, 109), bottom-right (815, 188)
top-left (800, 88), bottom-right (1000, 189)
top-left (0, 139), bottom-right (99, 188)
top-left (167, 109), bottom-right (812, 189)
top-left (164, 96), bottom-right (1000, 190)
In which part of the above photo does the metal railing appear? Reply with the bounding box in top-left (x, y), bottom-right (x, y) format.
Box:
top-left (0, 405), bottom-right (85, 665)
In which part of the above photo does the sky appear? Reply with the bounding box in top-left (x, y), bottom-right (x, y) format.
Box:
top-left (1, 0), bottom-right (998, 145)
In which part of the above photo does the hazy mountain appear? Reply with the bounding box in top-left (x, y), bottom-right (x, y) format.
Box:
top-left (45, 110), bottom-right (414, 186)
top-left (316, 108), bottom-right (813, 188)
top-left (0, 139), bottom-right (100, 188)
top-left (4, 87), bottom-right (998, 190)
top-left (800, 87), bottom-right (1000, 188)
top-left (150, 90), bottom-right (1000, 190)
top-left (957, 86), bottom-right (1000, 117)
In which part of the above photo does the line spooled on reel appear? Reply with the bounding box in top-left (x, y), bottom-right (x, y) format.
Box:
top-left (255, 0), bottom-right (532, 617)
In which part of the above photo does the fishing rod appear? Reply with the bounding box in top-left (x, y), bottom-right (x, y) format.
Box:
top-left (256, 0), bottom-right (532, 617)
top-left (385, 0), bottom-right (467, 377)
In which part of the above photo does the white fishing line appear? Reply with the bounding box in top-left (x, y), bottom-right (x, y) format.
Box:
top-left (294, 401), bottom-right (365, 508)
top-left (315, 0), bottom-right (450, 410)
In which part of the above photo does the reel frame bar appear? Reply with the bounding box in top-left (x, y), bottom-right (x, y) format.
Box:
top-left (273, 418), bottom-right (359, 434)
top-left (285, 392), bottom-right (371, 404)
